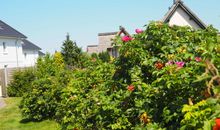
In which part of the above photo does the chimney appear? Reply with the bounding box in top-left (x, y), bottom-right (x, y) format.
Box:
top-left (173, 0), bottom-right (180, 4)
top-left (66, 33), bottom-right (70, 41)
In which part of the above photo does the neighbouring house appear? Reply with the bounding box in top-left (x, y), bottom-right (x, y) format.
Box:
top-left (0, 20), bottom-right (43, 69)
top-left (22, 39), bottom-right (42, 67)
top-left (0, 20), bottom-right (44, 97)
top-left (87, 26), bottom-right (130, 57)
top-left (87, 45), bottom-right (98, 54)
top-left (87, 0), bottom-right (207, 56)
top-left (162, 0), bottom-right (206, 29)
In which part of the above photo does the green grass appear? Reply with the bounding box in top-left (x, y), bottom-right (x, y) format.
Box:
top-left (0, 97), bottom-right (60, 130)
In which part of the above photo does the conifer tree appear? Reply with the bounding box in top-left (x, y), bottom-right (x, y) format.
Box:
top-left (61, 33), bottom-right (82, 67)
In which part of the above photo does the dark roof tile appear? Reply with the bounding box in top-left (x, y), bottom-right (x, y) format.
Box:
top-left (22, 39), bottom-right (41, 50)
top-left (38, 51), bottom-right (45, 56)
top-left (0, 20), bottom-right (27, 38)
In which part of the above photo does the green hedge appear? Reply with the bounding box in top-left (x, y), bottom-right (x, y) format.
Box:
top-left (7, 68), bottom-right (35, 97)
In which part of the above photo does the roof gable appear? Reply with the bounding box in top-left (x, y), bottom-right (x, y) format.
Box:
top-left (162, 0), bottom-right (206, 29)
top-left (0, 20), bottom-right (27, 38)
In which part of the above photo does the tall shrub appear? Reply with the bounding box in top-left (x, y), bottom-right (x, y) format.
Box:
top-left (7, 68), bottom-right (35, 97)
top-left (19, 53), bottom-right (70, 121)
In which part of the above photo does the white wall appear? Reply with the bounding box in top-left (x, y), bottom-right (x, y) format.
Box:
top-left (168, 7), bottom-right (201, 29)
top-left (23, 49), bottom-right (39, 67)
top-left (0, 37), bottom-right (24, 68)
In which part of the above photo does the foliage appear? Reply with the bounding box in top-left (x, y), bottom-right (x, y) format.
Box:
top-left (91, 52), bottom-right (99, 59)
top-left (180, 98), bottom-right (220, 130)
top-left (54, 22), bottom-right (220, 129)
top-left (61, 36), bottom-right (82, 67)
top-left (19, 22), bottom-right (220, 129)
top-left (98, 51), bottom-right (110, 62)
top-left (111, 22), bottom-right (220, 129)
top-left (7, 68), bottom-right (35, 97)
top-left (55, 62), bottom-right (116, 129)
top-left (19, 53), bottom-right (70, 121)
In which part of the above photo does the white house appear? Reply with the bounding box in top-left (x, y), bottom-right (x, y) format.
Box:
top-left (0, 20), bottom-right (44, 97)
top-left (0, 20), bottom-right (43, 69)
top-left (162, 0), bottom-right (206, 29)
top-left (22, 39), bottom-right (42, 67)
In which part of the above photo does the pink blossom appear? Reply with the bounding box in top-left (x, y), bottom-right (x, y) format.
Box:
top-left (165, 61), bottom-right (174, 66)
top-left (135, 29), bottom-right (143, 34)
top-left (175, 61), bottom-right (185, 68)
top-left (122, 36), bottom-right (133, 42)
top-left (195, 57), bottom-right (202, 62)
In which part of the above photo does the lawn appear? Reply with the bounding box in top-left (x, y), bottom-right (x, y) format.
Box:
top-left (0, 97), bottom-right (60, 130)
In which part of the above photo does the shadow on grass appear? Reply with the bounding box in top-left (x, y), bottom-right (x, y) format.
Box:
top-left (19, 118), bottom-right (44, 124)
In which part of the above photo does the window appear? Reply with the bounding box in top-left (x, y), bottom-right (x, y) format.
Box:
top-left (3, 42), bottom-right (6, 52)
top-left (24, 53), bottom-right (27, 59)
top-left (112, 47), bottom-right (119, 58)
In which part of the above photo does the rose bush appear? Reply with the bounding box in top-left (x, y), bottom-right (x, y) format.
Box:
top-left (19, 22), bottom-right (220, 130)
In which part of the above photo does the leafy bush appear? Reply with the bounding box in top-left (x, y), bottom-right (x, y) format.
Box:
top-left (54, 22), bottom-right (220, 129)
top-left (19, 22), bottom-right (220, 129)
top-left (98, 51), bottom-right (110, 62)
top-left (7, 68), bottom-right (35, 97)
top-left (180, 98), bottom-right (220, 130)
top-left (111, 22), bottom-right (220, 129)
top-left (19, 53), bottom-right (70, 121)
top-left (55, 62), bottom-right (116, 129)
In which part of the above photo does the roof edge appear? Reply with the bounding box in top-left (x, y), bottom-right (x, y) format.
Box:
top-left (98, 32), bottom-right (118, 36)
top-left (0, 20), bottom-right (27, 38)
top-left (87, 45), bottom-right (98, 47)
top-left (162, 1), bottom-right (207, 29)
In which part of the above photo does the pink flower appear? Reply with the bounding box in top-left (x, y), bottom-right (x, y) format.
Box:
top-left (135, 29), bottom-right (143, 34)
top-left (175, 61), bottom-right (185, 68)
top-left (122, 36), bottom-right (133, 42)
top-left (195, 57), bottom-right (202, 62)
top-left (165, 61), bottom-right (174, 66)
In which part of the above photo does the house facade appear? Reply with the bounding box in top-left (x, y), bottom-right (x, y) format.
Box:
top-left (22, 39), bottom-right (42, 67)
top-left (0, 20), bottom-right (44, 97)
top-left (0, 20), bottom-right (43, 69)
top-left (162, 0), bottom-right (206, 29)
top-left (0, 37), bottom-right (24, 68)
top-left (87, 27), bottom-right (129, 57)
top-left (87, 0), bottom-right (207, 56)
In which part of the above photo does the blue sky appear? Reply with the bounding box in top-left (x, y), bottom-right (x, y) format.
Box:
top-left (1, 0), bottom-right (220, 53)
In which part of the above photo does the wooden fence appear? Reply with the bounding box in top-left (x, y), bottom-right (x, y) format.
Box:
top-left (0, 67), bottom-right (29, 97)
